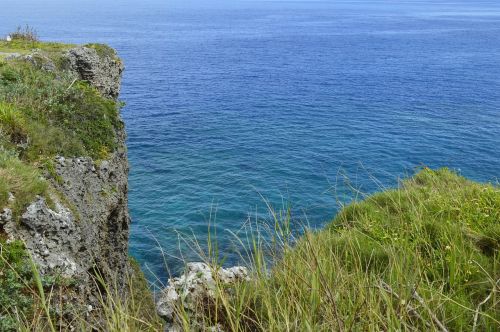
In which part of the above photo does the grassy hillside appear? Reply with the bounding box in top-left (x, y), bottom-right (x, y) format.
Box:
top-left (183, 168), bottom-right (499, 331)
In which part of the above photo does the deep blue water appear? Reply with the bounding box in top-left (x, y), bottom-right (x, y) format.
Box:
top-left (1, 0), bottom-right (500, 283)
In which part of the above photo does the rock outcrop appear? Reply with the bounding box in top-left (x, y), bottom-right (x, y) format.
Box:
top-left (4, 198), bottom-right (80, 277)
top-left (66, 46), bottom-right (124, 99)
top-left (157, 262), bottom-right (249, 331)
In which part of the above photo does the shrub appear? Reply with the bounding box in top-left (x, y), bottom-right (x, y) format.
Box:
top-left (0, 62), bottom-right (120, 161)
top-left (0, 102), bottom-right (28, 145)
top-left (84, 43), bottom-right (117, 59)
top-left (9, 25), bottom-right (39, 43)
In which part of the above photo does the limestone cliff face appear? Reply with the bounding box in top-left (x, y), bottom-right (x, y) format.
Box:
top-left (2, 46), bottom-right (130, 303)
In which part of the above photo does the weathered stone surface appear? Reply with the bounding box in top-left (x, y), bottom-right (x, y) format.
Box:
top-left (4, 197), bottom-right (80, 276)
top-left (0, 207), bottom-right (12, 226)
top-left (157, 262), bottom-right (249, 331)
top-left (65, 46), bottom-right (124, 99)
top-left (50, 149), bottom-right (130, 284)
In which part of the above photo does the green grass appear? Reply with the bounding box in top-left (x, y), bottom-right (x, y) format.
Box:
top-left (0, 149), bottom-right (49, 218)
top-left (0, 240), bottom-right (35, 332)
top-left (0, 52), bottom-right (122, 221)
top-left (84, 43), bottom-right (118, 60)
top-left (0, 40), bottom-right (75, 57)
top-left (0, 60), bottom-right (121, 161)
top-left (126, 257), bottom-right (165, 330)
top-left (176, 168), bottom-right (499, 331)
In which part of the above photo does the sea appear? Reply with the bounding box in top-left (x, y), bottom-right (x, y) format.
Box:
top-left (1, 0), bottom-right (499, 284)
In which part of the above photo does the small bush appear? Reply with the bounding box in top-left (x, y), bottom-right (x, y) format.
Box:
top-left (0, 62), bottom-right (120, 161)
top-left (10, 25), bottom-right (38, 42)
top-left (0, 102), bottom-right (28, 145)
top-left (84, 43), bottom-right (117, 59)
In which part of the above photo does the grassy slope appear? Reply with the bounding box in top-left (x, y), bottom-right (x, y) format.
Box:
top-left (195, 168), bottom-right (499, 331)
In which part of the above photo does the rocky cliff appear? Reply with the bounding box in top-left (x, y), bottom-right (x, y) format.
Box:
top-left (0, 44), bottom-right (130, 314)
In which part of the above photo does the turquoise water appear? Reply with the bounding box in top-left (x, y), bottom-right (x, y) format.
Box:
top-left (1, 0), bottom-right (500, 281)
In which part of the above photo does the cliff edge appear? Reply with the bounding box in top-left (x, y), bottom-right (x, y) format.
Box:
top-left (0, 39), bottom-right (140, 329)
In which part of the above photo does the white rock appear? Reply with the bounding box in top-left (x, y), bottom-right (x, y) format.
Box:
top-left (0, 208), bottom-right (12, 224)
top-left (156, 262), bottom-right (249, 327)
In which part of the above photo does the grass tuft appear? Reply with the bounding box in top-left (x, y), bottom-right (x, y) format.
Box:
top-left (0, 240), bottom-right (35, 332)
top-left (84, 43), bottom-right (118, 59)
top-left (9, 25), bottom-right (39, 43)
top-left (0, 149), bottom-right (48, 218)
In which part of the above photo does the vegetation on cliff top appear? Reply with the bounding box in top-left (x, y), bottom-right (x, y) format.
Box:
top-left (0, 60), bottom-right (121, 161)
top-left (0, 40), bottom-right (74, 58)
top-left (176, 168), bottom-right (499, 331)
top-left (0, 26), bottom-right (74, 59)
top-left (0, 33), bottom-right (122, 220)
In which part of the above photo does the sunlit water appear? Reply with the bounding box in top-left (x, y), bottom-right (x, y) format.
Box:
top-left (1, 0), bottom-right (499, 282)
